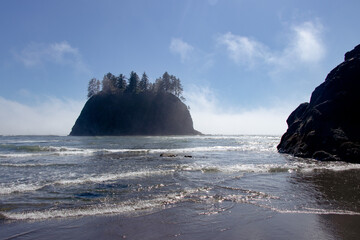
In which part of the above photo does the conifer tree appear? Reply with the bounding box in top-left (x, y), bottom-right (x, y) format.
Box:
top-left (139, 72), bottom-right (149, 92)
top-left (87, 78), bottom-right (100, 98)
top-left (162, 72), bottom-right (171, 92)
top-left (107, 73), bottom-right (117, 90)
top-left (87, 70), bottom-right (185, 100)
top-left (170, 75), bottom-right (183, 98)
top-left (102, 73), bottom-right (117, 93)
top-left (127, 71), bottom-right (140, 93)
top-left (153, 77), bottom-right (163, 93)
top-left (117, 74), bottom-right (127, 92)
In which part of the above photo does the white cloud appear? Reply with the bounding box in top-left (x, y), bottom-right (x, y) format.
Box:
top-left (169, 38), bottom-right (194, 62)
top-left (0, 96), bottom-right (84, 136)
top-left (217, 33), bottom-right (269, 67)
top-left (217, 21), bottom-right (325, 69)
top-left (48, 42), bottom-right (79, 63)
top-left (169, 38), bottom-right (214, 71)
top-left (185, 87), bottom-right (296, 135)
top-left (15, 41), bottom-right (89, 73)
top-left (287, 21), bottom-right (325, 63)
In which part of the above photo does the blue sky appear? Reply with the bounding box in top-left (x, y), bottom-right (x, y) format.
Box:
top-left (1, 0), bottom-right (359, 135)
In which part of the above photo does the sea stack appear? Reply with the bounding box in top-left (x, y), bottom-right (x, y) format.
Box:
top-left (70, 92), bottom-right (200, 136)
top-left (277, 44), bottom-right (360, 163)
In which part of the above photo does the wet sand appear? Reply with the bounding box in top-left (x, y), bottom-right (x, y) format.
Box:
top-left (2, 203), bottom-right (360, 240)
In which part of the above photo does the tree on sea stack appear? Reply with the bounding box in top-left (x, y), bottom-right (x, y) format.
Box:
top-left (85, 70), bottom-right (184, 99)
top-left (170, 74), bottom-right (184, 99)
top-left (71, 69), bottom-right (200, 136)
top-left (139, 72), bottom-right (149, 92)
top-left (116, 74), bottom-right (127, 92)
top-left (87, 78), bottom-right (100, 98)
top-left (127, 71), bottom-right (140, 94)
top-left (161, 72), bottom-right (171, 92)
top-left (102, 73), bottom-right (118, 94)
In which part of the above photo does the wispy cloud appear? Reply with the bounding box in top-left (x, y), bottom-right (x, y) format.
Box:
top-left (185, 86), bottom-right (296, 135)
top-left (217, 21), bottom-right (325, 69)
top-left (285, 21), bottom-right (325, 64)
top-left (0, 96), bottom-right (84, 135)
top-left (216, 33), bottom-right (269, 67)
top-left (169, 38), bottom-right (194, 62)
top-left (14, 41), bottom-right (89, 73)
top-left (169, 38), bottom-right (214, 71)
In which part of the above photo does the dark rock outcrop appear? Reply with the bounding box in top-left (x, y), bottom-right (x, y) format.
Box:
top-left (278, 44), bottom-right (360, 163)
top-left (70, 92), bottom-right (201, 136)
top-left (160, 153), bottom-right (178, 157)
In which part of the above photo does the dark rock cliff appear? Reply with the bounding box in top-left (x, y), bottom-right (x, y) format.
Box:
top-left (70, 92), bottom-right (200, 136)
top-left (277, 44), bottom-right (360, 163)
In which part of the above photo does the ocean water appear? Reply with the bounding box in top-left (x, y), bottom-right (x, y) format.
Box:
top-left (1, 135), bottom-right (360, 238)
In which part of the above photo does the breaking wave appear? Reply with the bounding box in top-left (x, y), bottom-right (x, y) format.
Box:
top-left (0, 169), bottom-right (175, 195)
top-left (0, 144), bottom-right (276, 158)
top-left (0, 163), bottom-right (76, 167)
top-left (2, 135), bottom-right (360, 223)
top-left (1, 189), bottom-right (200, 220)
top-left (55, 169), bottom-right (175, 185)
top-left (177, 161), bottom-right (360, 174)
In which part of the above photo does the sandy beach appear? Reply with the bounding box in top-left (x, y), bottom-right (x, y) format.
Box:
top-left (3, 203), bottom-right (360, 240)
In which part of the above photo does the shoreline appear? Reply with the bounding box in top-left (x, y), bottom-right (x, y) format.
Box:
top-left (2, 203), bottom-right (360, 240)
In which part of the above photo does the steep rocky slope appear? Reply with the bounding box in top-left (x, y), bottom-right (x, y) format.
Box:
top-left (277, 44), bottom-right (360, 163)
top-left (70, 92), bottom-right (200, 136)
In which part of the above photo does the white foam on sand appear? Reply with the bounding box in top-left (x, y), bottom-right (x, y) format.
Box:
top-left (268, 206), bottom-right (360, 215)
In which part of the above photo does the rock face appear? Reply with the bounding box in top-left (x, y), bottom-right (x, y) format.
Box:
top-left (70, 92), bottom-right (200, 136)
top-left (277, 44), bottom-right (360, 163)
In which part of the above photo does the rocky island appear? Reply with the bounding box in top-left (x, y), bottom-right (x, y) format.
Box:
top-left (278, 44), bottom-right (360, 163)
top-left (70, 71), bottom-right (200, 136)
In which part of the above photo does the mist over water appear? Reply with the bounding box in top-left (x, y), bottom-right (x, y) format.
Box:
top-left (1, 135), bottom-right (360, 224)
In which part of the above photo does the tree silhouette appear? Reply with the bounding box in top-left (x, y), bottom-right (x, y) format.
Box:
top-left (161, 72), bottom-right (171, 92)
top-left (170, 75), bottom-right (183, 98)
top-left (139, 72), bottom-right (149, 92)
top-left (87, 78), bottom-right (100, 98)
top-left (102, 73), bottom-right (117, 94)
top-left (126, 71), bottom-right (140, 93)
top-left (117, 74), bottom-right (127, 92)
top-left (88, 70), bottom-right (185, 100)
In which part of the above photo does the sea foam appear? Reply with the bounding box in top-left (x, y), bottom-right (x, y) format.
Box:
top-left (1, 189), bottom-right (201, 220)
top-left (0, 169), bottom-right (175, 195)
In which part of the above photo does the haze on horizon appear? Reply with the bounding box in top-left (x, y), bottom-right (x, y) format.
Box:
top-left (0, 0), bottom-right (359, 136)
